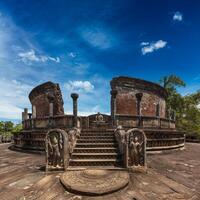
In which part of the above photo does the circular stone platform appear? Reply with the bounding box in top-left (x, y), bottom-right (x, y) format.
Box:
top-left (60, 169), bottom-right (130, 196)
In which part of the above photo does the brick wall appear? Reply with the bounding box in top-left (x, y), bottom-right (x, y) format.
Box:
top-left (111, 76), bottom-right (167, 118)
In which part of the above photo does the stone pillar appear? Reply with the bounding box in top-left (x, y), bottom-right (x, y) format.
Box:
top-left (49, 102), bottom-right (54, 117)
top-left (28, 113), bottom-right (32, 119)
top-left (71, 93), bottom-right (79, 127)
top-left (24, 108), bottom-right (28, 120)
top-left (47, 94), bottom-right (55, 128)
top-left (110, 90), bottom-right (118, 126)
top-left (156, 103), bottom-right (160, 117)
top-left (47, 94), bottom-right (55, 117)
top-left (22, 111), bottom-right (25, 121)
top-left (135, 93), bottom-right (143, 127)
top-left (32, 105), bottom-right (36, 119)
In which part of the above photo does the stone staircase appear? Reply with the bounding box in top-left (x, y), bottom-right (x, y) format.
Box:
top-left (69, 129), bottom-right (122, 167)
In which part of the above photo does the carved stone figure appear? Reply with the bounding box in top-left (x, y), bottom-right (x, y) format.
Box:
top-left (96, 112), bottom-right (104, 122)
top-left (48, 133), bottom-right (62, 167)
top-left (115, 125), bottom-right (126, 154)
top-left (46, 129), bottom-right (69, 171)
top-left (68, 127), bottom-right (80, 154)
top-left (129, 136), bottom-right (143, 166)
top-left (126, 128), bottom-right (146, 171)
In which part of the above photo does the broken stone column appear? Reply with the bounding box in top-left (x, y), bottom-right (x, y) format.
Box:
top-left (156, 103), bottom-right (160, 117)
top-left (71, 93), bottom-right (79, 127)
top-left (32, 105), bottom-right (36, 119)
top-left (49, 102), bottom-right (54, 117)
top-left (135, 93), bottom-right (143, 127)
top-left (47, 93), bottom-right (55, 117)
top-left (110, 90), bottom-right (118, 126)
top-left (24, 108), bottom-right (28, 120)
top-left (28, 113), bottom-right (32, 119)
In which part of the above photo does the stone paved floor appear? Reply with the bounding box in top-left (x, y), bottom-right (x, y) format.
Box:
top-left (0, 143), bottom-right (199, 200)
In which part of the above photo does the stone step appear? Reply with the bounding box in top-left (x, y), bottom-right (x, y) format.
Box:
top-left (76, 143), bottom-right (117, 148)
top-left (69, 158), bottom-right (121, 166)
top-left (82, 129), bottom-right (114, 132)
top-left (71, 153), bottom-right (118, 159)
top-left (77, 139), bottom-right (116, 143)
top-left (80, 135), bottom-right (115, 139)
top-left (80, 133), bottom-right (115, 136)
top-left (73, 147), bottom-right (118, 153)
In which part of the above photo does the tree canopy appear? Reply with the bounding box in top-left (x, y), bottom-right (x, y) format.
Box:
top-left (159, 75), bottom-right (200, 138)
top-left (0, 121), bottom-right (22, 137)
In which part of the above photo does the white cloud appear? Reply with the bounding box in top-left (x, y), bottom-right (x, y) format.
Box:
top-left (78, 24), bottom-right (117, 50)
top-left (173, 12), bottom-right (183, 21)
top-left (140, 42), bottom-right (149, 46)
top-left (68, 52), bottom-right (76, 58)
top-left (64, 81), bottom-right (94, 93)
top-left (141, 40), bottom-right (167, 55)
top-left (18, 49), bottom-right (60, 64)
top-left (0, 78), bottom-right (33, 119)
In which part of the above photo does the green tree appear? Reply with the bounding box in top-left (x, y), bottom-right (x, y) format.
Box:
top-left (4, 121), bottom-right (14, 132)
top-left (159, 75), bottom-right (185, 116)
top-left (159, 75), bottom-right (200, 137)
top-left (179, 91), bottom-right (200, 137)
top-left (12, 123), bottom-right (22, 135)
top-left (0, 121), bottom-right (22, 137)
top-left (159, 75), bottom-right (186, 91)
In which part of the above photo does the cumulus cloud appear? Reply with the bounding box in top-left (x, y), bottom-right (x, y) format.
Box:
top-left (78, 24), bottom-right (117, 50)
top-left (141, 40), bottom-right (167, 55)
top-left (18, 49), bottom-right (60, 64)
top-left (64, 81), bottom-right (94, 93)
top-left (173, 12), bottom-right (183, 21)
top-left (0, 78), bottom-right (33, 119)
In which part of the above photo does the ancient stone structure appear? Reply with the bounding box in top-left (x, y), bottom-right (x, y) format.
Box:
top-left (14, 76), bottom-right (185, 169)
top-left (29, 82), bottom-right (64, 118)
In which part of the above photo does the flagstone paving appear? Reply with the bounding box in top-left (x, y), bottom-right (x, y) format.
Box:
top-left (0, 143), bottom-right (199, 200)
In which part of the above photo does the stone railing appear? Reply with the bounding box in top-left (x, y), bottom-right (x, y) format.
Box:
top-left (115, 114), bottom-right (175, 129)
top-left (115, 125), bottom-right (185, 156)
top-left (14, 126), bottom-right (81, 153)
top-left (22, 115), bottom-right (74, 130)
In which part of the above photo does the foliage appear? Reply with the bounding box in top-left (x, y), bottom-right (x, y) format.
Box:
top-left (0, 121), bottom-right (22, 137)
top-left (159, 75), bottom-right (200, 137)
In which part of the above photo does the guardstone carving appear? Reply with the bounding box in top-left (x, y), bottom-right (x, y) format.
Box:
top-left (126, 128), bottom-right (146, 172)
top-left (114, 125), bottom-right (126, 155)
top-left (45, 129), bottom-right (69, 171)
top-left (68, 127), bottom-right (80, 154)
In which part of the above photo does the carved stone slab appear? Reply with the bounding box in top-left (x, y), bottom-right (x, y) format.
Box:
top-left (125, 128), bottom-right (147, 172)
top-left (45, 129), bottom-right (69, 172)
top-left (60, 169), bottom-right (129, 196)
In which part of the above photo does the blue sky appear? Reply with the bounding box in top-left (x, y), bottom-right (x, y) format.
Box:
top-left (0, 0), bottom-right (200, 122)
